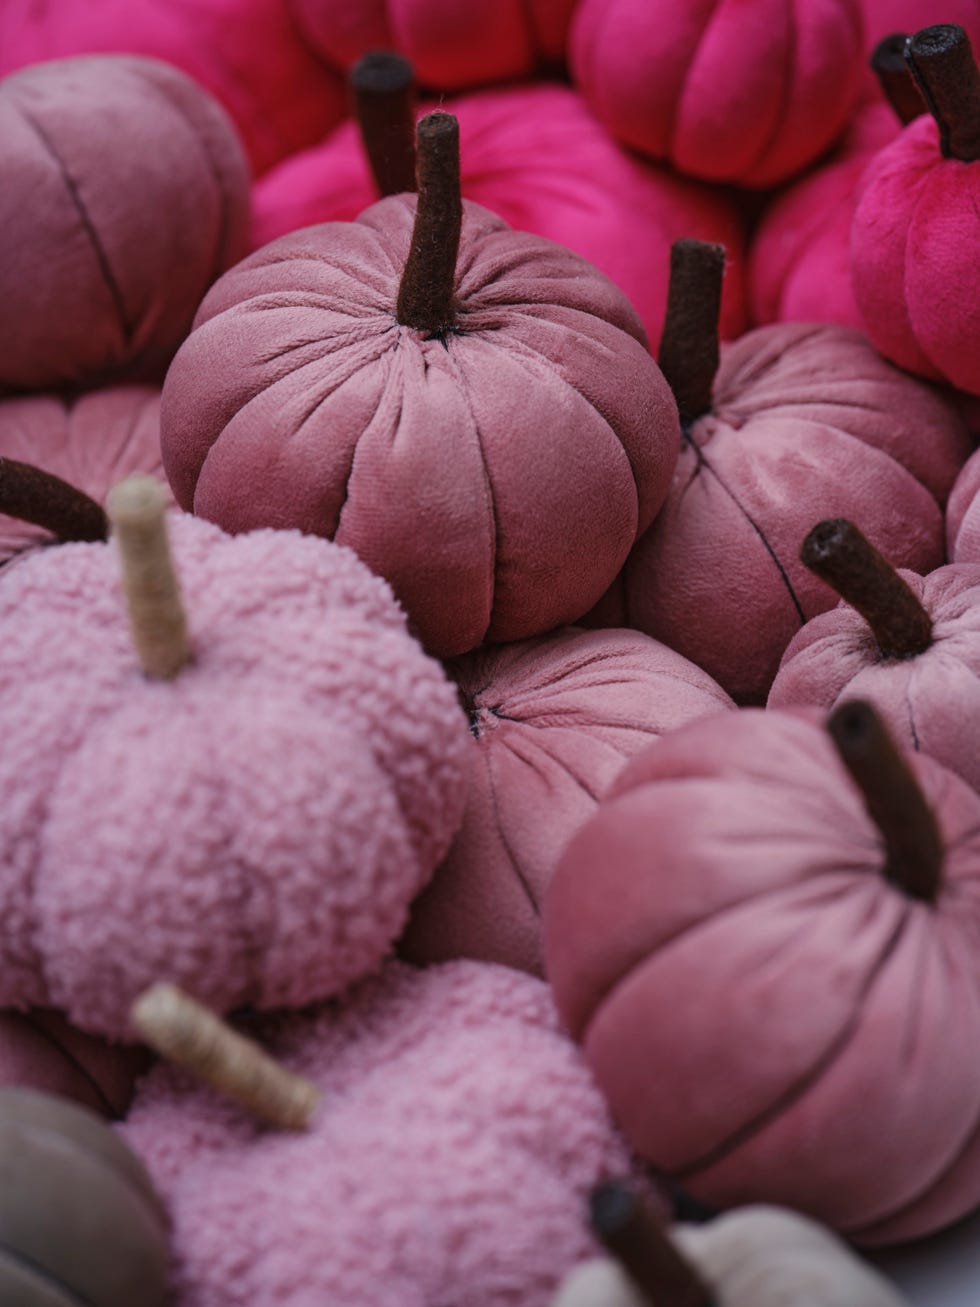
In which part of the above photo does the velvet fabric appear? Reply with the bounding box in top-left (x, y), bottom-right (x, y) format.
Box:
top-left (400, 626), bottom-right (733, 977)
top-left (0, 387), bottom-right (165, 565)
top-left (946, 445), bottom-right (980, 562)
top-left (162, 195), bottom-right (680, 658)
top-left (568, 0), bottom-right (865, 188)
top-left (120, 959), bottom-right (633, 1307)
top-left (769, 563), bottom-right (980, 795)
top-left (0, 0), bottom-right (346, 175)
top-left (0, 515), bottom-right (468, 1038)
top-left (544, 707), bottom-right (980, 1243)
top-left (601, 323), bottom-right (970, 704)
top-left (251, 82), bottom-right (748, 348)
top-left (0, 55), bottom-right (250, 395)
top-left (852, 114), bottom-right (980, 394)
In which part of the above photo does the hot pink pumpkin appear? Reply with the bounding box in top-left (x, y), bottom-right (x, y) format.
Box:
top-left (852, 25), bottom-right (980, 394)
top-left (400, 626), bottom-right (733, 977)
top-left (545, 702), bottom-right (980, 1244)
top-left (568, 0), bottom-right (865, 188)
top-left (252, 81), bottom-right (748, 347)
top-left (163, 113), bottom-right (680, 658)
top-left (0, 54), bottom-right (250, 395)
top-left (121, 959), bottom-right (633, 1307)
top-left (0, 0), bottom-right (345, 175)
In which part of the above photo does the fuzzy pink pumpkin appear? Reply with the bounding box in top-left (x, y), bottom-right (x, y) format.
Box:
top-left (400, 626), bottom-right (733, 976)
top-left (568, 0), bottom-right (865, 188)
top-left (0, 54), bottom-right (250, 395)
top-left (121, 959), bottom-right (633, 1307)
top-left (0, 0), bottom-right (345, 175)
top-left (163, 113), bottom-right (680, 658)
top-left (545, 702), bottom-right (980, 1244)
top-left (0, 484), bottom-right (468, 1039)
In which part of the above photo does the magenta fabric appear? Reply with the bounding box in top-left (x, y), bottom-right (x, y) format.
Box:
top-left (601, 323), bottom-right (970, 704)
top-left (0, 55), bottom-right (250, 395)
top-left (162, 194), bottom-right (681, 658)
top-left (569, 0), bottom-right (865, 188)
top-left (286, 0), bottom-right (577, 89)
top-left (544, 707), bottom-right (980, 1243)
top-left (120, 959), bottom-right (633, 1307)
top-left (0, 514), bottom-right (468, 1038)
top-left (401, 626), bottom-right (733, 976)
top-left (0, 0), bottom-right (346, 175)
top-left (947, 445), bottom-right (980, 562)
top-left (852, 114), bottom-right (980, 394)
top-left (0, 387), bottom-right (165, 565)
top-left (769, 563), bottom-right (980, 796)
top-left (252, 82), bottom-right (748, 348)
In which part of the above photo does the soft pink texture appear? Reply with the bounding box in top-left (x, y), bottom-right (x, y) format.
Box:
top-left (852, 114), bottom-right (980, 394)
top-left (569, 0), bottom-right (865, 188)
top-left (400, 626), bottom-right (734, 976)
top-left (0, 0), bottom-right (345, 175)
top-left (0, 514), bottom-right (468, 1037)
top-left (0, 386), bottom-right (165, 565)
top-left (0, 55), bottom-right (250, 395)
top-left (600, 323), bottom-right (970, 704)
top-left (161, 194), bottom-right (680, 657)
top-left (947, 445), bottom-right (980, 562)
top-left (121, 959), bottom-right (633, 1307)
top-left (769, 563), bottom-right (980, 796)
top-left (286, 0), bottom-right (576, 89)
top-left (252, 82), bottom-right (748, 348)
top-left (544, 707), bottom-right (980, 1244)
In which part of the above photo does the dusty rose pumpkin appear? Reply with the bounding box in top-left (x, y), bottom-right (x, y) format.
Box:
top-left (163, 113), bottom-right (680, 657)
top-left (946, 444), bottom-right (980, 562)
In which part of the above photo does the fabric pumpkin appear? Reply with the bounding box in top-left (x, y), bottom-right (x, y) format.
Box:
top-left (946, 443), bottom-right (980, 562)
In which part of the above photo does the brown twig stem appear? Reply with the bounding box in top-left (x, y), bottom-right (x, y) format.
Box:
top-left (905, 25), bottom-right (980, 159)
top-left (395, 111), bottom-right (462, 334)
top-left (870, 34), bottom-right (923, 125)
top-left (351, 50), bottom-right (417, 197)
top-left (657, 240), bottom-right (725, 427)
top-left (0, 457), bottom-right (107, 543)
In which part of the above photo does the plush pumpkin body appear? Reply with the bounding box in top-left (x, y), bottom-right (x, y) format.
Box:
top-left (946, 445), bottom-right (980, 562)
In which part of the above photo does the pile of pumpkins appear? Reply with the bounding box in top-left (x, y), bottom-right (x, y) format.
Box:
top-left (3, 0), bottom-right (980, 1303)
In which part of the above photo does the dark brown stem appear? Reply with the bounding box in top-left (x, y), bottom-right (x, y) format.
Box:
top-left (395, 112), bottom-right (462, 335)
top-left (801, 520), bottom-right (932, 659)
top-left (905, 25), bottom-right (980, 159)
top-left (590, 1182), bottom-right (716, 1307)
top-left (828, 701), bottom-right (943, 903)
top-left (351, 50), bottom-right (417, 197)
top-left (657, 240), bottom-right (725, 427)
top-left (870, 34), bottom-right (923, 125)
top-left (0, 458), bottom-right (107, 543)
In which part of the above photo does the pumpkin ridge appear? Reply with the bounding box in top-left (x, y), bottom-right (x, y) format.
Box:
top-left (742, 0), bottom-right (798, 180)
top-left (0, 1242), bottom-right (89, 1307)
top-left (486, 746), bottom-right (541, 917)
top-left (19, 1019), bottom-right (115, 1119)
top-left (665, 4), bottom-right (715, 169)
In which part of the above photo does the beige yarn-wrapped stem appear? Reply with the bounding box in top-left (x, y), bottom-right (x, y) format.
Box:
top-left (105, 475), bottom-right (190, 680)
top-left (131, 984), bottom-right (321, 1131)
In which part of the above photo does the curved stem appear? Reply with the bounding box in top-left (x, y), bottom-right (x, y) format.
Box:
top-left (800, 519), bottom-right (932, 659)
top-left (657, 240), bottom-right (725, 427)
top-left (395, 112), bottom-right (462, 335)
top-left (870, 33), bottom-right (923, 125)
top-left (828, 701), bottom-right (943, 903)
top-left (351, 50), bottom-right (417, 197)
top-left (905, 24), bottom-right (980, 159)
top-left (0, 457), bottom-right (108, 544)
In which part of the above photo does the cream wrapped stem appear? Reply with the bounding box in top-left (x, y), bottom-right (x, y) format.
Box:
top-left (106, 475), bottom-right (190, 680)
top-left (131, 984), bottom-right (320, 1130)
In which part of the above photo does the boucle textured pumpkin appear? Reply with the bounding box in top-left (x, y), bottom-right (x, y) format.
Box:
top-left (163, 112), bottom-right (680, 657)
top-left (121, 960), bottom-right (632, 1307)
top-left (0, 480), bottom-right (468, 1038)
top-left (568, 0), bottom-right (865, 187)
top-left (852, 25), bottom-right (980, 393)
top-left (400, 626), bottom-right (733, 976)
top-left (545, 702), bottom-right (980, 1243)
top-left (0, 54), bottom-right (250, 395)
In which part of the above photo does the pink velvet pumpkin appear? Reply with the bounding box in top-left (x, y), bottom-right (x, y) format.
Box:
top-left (0, 54), bottom-right (250, 395)
top-left (400, 626), bottom-right (733, 977)
top-left (162, 113), bottom-right (680, 658)
top-left (568, 0), bottom-right (865, 188)
top-left (946, 443), bottom-right (980, 562)
top-left (545, 702), bottom-right (980, 1244)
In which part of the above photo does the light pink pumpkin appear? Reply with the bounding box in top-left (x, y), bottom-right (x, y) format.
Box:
top-left (400, 626), bottom-right (733, 976)
top-left (545, 704), bottom-right (980, 1244)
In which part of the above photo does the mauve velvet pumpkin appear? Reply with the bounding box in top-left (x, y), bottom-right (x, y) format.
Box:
top-left (568, 0), bottom-right (865, 188)
top-left (544, 706), bottom-right (980, 1243)
top-left (0, 54), bottom-right (250, 395)
top-left (947, 444), bottom-right (980, 562)
top-left (400, 626), bottom-right (733, 977)
top-left (161, 191), bottom-right (680, 658)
